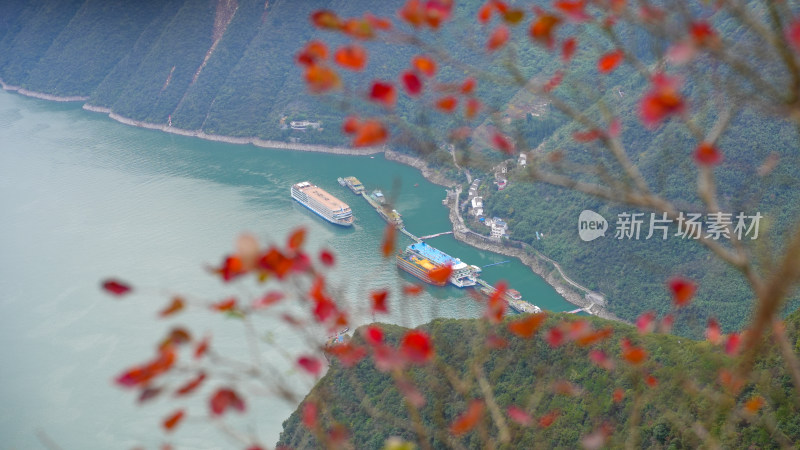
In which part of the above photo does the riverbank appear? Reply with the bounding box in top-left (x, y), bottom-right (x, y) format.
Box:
top-left (444, 186), bottom-right (623, 322)
top-left (2, 84), bottom-right (608, 319)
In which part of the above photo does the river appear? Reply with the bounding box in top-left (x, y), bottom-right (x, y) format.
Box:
top-left (0, 90), bottom-right (572, 449)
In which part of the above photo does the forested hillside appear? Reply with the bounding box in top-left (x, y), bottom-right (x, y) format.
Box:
top-left (2, 0), bottom-right (798, 334)
top-left (277, 312), bottom-right (800, 448)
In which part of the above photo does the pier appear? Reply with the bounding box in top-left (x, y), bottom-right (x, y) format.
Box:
top-left (399, 227), bottom-right (422, 243)
top-left (476, 279), bottom-right (542, 314)
top-left (419, 231), bottom-right (453, 240)
top-left (482, 260), bottom-right (510, 268)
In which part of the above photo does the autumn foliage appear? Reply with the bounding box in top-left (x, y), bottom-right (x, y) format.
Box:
top-left (106, 0), bottom-right (800, 448)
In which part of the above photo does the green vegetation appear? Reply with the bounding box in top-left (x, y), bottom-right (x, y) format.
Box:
top-left (1, 0), bottom-right (798, 334)
top-left (278, 311), bottom-right (800, 448)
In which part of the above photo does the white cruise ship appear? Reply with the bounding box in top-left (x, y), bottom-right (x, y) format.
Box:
top-left (291, 182), bottom-right (354, 226)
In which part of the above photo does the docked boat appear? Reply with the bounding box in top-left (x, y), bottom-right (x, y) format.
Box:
top-left (363, 190), bottom-right (404, 228)
top-left (342, 176), bottom-right (365, 194)
top-left (337, 177), bottom-right (346, 186)
top-left (291, 181), bottom-right (354, 226)
top-left (479, 287), bottom-right (543, 314)
top-left (396, 246), bottom-right (447, 286)
top-left (396, 242), bottom-right (477, 287)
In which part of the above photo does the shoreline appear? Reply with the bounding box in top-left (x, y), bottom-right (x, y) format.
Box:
top-left (2, 83), bottom-right (605, 316)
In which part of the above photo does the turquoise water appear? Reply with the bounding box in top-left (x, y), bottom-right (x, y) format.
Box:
top-left (0, 90), bottom-right (571, 448)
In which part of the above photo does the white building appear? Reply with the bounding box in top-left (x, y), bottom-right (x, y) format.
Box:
top-left (491, 217), bottom-right (508, 238)
top-left (290, 120), bottom-right (322, 130)
top-left (518, 153), bottom-right (527, 167)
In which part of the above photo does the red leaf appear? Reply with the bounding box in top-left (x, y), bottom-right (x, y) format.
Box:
top-left (486, 334), bottom-right (508, 349)
top-left (508, 312), bottom-right (546, 338)
top-left (342, 18), bottom-right (375, 40)
top-left (403, 284), bottom-right (424, 296)
top-left (209, 388), bottom-right (245, 416)
top-left (668, 276), bottom-right (696, 307)
top-left (159, 297), bottom-right (185, 317)
top-left (435, 96), bottom-right (458, 113)
top-left (326, 342), bottom-right (367, 367)
top-left (546, 327), bottom-right (564, 348)
top-left (487, 25), bottom-right (510, 51)
top-left (342, 116), bottom-right (360, 134)
top-left (311, 10), bottom-right (341, 30)
top-left (252, 291), bottom-right (284, 309)
top-left (369, 81), bottom-right (397, 108)
top-left (725, 332), bottom-right (741, 356)
top-left (400, 329), bottom-right (434, 364)
top-left (460, 77), bottom-right (476, 95)
top-left (365, 325), bottom-right (384, 345)
top-left (334, 45), bottom-right (367, 71)
top-left (620, 338), bottom-right (647, 365)
top-left (399, 0), bottom-right (425, 28)
top-left (639, 73), bottom-right (686, 128)
top-left (319, 249), bottom-right (335, 266)
top-left (211, 297), bottom-right (237, 312)
top-left (304, 64), bottom-right (341, 94)
top-left (597, 49), bottom-right (624, 73)
top-left (115, 347), bottom-right (176, 388)
top-left (365, 13), bottom-right (393, 31)
top-left (538, 409), bottom-right (560, 428)
top-left (554, 0), bottom-right (590, 22)
top-left (529, 13), bottom-right (561, 48)
top-left (694, 142), bottom-right (723, 166)
top-left (612, 388), bottom-right (625, 403)
top-left (422, 0), bottom-right (452, 29)
top-left (561, 37), bottom-right (577, 62)
top-left (372, 344), bottom-right (404, 372)
top-left (194, 335), bottom-right (210, 359)
top-left (690, 21), bottom-right (717, 45)
top-left (412, 55), bottom-right (437, 77)
top-left (706, 318), bottom-right (721, 344)
top-left (589, 349), bottom-right (614, 370)
top-left (449, 400), bottom-right (484, 435)
top-left (543, 70), bottom-right (564, 92)
top-left (507, 406), bottom-right (532, 426)
top-left (259, 246), bottom-right (293, 278)
top-left (575, 327), bottom-right (613, 347)
top-left (478, 3), bottom-right (493, 24)
top-left (491, 131), bottom-right (514, 154)
top-left (138, 386), bottom-right (163, 403)
top-left (102, 279), bottom-right (132, 296)
top-left (297, 355), bottom-right (323, 377)
top-left (162, 409), bottom-right (185, 432)
top-left (175, 372), bottom-right (206, 396)
top-left (788, 19), bottom-right (800, 52)
top-left (636, 311), bottom-right (655, 334)
top-left (353, 120), bottom-right (388, 147)
top-left (302, 402), bottom-right (318, 428)
top-left (370, 290), bottom-right (389, 314)
top-left (645, 374), bottom-right (658, 387)
top-left (296, 40), bottom-right (328, 67)
top-left (287, 227), bottom-right (306, 251)
top-left (429, 263), bottom-right (453, 284)
top-left (401, 70), bottom-right (423, 96)
top-left (465, 98), bottom-right (482, 120)
top-left (572, 129), bottom-right (603, 142)
top-left (381, 223), bottom-right (396, 257)
top-left (744, 395), bottom-right (765, 413)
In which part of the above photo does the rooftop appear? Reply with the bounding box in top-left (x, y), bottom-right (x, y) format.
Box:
top-left (295, 182), bottom-right (350, 211)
